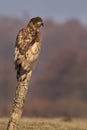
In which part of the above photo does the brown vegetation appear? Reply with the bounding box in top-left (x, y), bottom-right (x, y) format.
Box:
top-left (0, 16), bottom-right (87, 117)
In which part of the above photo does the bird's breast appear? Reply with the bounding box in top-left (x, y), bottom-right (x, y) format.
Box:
top-left (25, 41), bottom-right (41, 63)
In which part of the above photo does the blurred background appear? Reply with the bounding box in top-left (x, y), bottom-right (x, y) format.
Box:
top-left (0, 0), bottom-right (87, 118)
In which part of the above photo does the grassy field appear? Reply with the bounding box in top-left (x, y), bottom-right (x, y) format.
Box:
top-left (0, 118), bottom-right (87, 130)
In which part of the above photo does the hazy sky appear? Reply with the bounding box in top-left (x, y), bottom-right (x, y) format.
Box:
top-left (0, 0), bottom-right (87, 23)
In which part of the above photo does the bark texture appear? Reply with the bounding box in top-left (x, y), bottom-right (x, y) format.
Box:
top-left (7, 71), bottom-right (32, 130)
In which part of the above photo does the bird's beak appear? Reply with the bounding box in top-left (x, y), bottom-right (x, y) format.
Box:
top-left (41, 22), bottom-right (44, 26)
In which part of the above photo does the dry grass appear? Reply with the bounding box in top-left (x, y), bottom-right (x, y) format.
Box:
top-left (0, 118), bottom-right (87, 130)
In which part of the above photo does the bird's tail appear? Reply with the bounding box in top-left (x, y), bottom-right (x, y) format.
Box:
top-left (16, 64), bottom-right (29, 81)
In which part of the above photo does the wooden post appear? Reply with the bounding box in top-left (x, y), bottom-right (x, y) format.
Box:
top-left (7, 71), bottom-right (32, 130)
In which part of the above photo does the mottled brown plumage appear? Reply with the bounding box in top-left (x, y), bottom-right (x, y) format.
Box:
top-left (14, 17), bottom-right (43, 81)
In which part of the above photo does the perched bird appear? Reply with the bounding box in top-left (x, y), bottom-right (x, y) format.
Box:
top-left (14, 17), bottom-right (44, 80)
top-left (7, 17), bottom-right (43, 130)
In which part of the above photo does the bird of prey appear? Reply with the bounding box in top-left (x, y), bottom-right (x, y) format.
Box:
top-left (14, 17), bottom-right (44, 81)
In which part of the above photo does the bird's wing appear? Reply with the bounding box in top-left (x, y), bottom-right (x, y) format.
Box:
top-left (15, 28), bottom-right (38, 55)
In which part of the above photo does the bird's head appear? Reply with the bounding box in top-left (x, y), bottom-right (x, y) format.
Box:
top-left (28, 17), bottom-right (44, 31)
